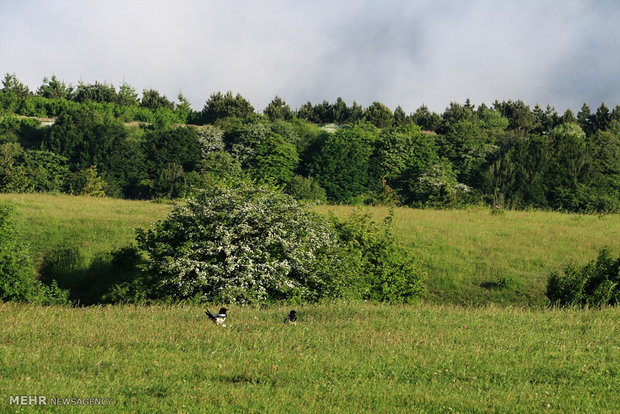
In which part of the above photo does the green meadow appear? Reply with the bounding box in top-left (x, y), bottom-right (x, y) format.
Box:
top-left (0, 193), bottom-right (619, 412)
top-left (0, 303), bottom-right (618, 412)
top-left (2, 193), bottom-right (617, 306)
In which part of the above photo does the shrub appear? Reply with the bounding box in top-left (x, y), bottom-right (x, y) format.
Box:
top-left (0, 203), bottom-right (37, 301)
top-left (136, 182), bottom-right (426, 304)
top-left (0, 203), bottom-right (69, 304)
top-left (136, 182), bottom-right (342, 304)
top-left (547, 248), bottom-right (619, 307)
top-left (286, 175), bottom-right (327, 203)
top-left (331, 210), bottom-right (426, 303)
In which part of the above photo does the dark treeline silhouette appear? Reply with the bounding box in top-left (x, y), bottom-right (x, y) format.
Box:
top-left (1, 73), bottom-right (619, 213)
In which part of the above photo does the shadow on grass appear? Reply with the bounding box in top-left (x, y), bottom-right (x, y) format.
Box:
top-left (39, 245), bottom-right (145, 305)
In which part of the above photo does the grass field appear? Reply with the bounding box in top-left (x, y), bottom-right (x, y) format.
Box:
top-left (0, 302), bottom-right (618, 412)
top-left (1, 194), bottom-right (619, 412)
top-left (1, 193), bottom-right (619, 306)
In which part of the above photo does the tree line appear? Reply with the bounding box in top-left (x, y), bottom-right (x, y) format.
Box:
top-left (1, 73), bottom-right (619, 213)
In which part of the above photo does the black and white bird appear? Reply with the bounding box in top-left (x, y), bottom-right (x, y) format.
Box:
top-left (206, 307), bottom-right (228, 325)
top-left (284, 310), bottom-right (297, 325)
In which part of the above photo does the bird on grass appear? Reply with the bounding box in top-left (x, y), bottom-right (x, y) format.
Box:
top-left (206, 308), bottom-right (228, 325)
top-left (284, 310), bottom-right (297, 325)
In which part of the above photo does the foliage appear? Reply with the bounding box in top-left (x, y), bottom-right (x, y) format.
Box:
top-left (0, 72), bottom-right (618, 212)
top-left (250, 132), bottom-right (299, 184)
top-left (285, 175), bottom-right (327, 202)
top-left (43, 106), bottom-right (142, 194)
top-left (264, 96), bottom-right (294, 121)
top-left (364, 101), bottom-right (393, 128)
top-left (200, 151), bottom-right (244, 182)
top-left (197, 124), bottom-right (225, 155)
top-left (2, 73), bottom-right (30, 96)
top-left (547, 248), bottom-right (619, 307)
top-left (371, 125), bottom-right (439, 203)
top-left (0, 203), bottom-right (68, 304)
top-left (413, 159), bottom-right (470, 207)
top-left (0, 143), bottom-right (30, 192)
top-left (136, 183), bottom-right (343, 304)
top-left (65, 166), bottom-right (107, 197)
top-left (37, 75), bottom-right (73, 100)
top-left (331, 210), bottom-right (425, 303)
top-left (136, 183), bottom-right (426, 304)
top-left (200, 91), bottom-right (255, 124)
top-left (307, 122), bottom-right (379, 202)
top-left (142, 126), bottom-right (201, 177)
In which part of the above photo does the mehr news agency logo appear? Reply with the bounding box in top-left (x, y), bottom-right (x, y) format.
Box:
top-left (9, 395), bottom-right (113, 406)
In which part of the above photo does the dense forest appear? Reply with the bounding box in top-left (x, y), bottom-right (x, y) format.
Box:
top-left (1, 73), bottom-right (619, 212)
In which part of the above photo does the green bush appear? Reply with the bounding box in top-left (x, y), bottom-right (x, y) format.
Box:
top-left (331, 210), bottom-right (426, 303)
top-left (135, 182), bottom-right (426, 304)
top-left (285, 175), bottom-right (327, 202)
top-left (136, 182), bottom-right (342, 304)
top-left (547, 248), bottom-right (619, 307)
top-left (0, 203), bottom-right (68, 304)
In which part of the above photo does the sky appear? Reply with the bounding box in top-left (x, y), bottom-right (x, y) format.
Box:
top-left (1, 0), bottom-right (619, 114)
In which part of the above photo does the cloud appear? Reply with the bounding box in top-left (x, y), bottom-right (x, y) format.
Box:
top-left (1, 0), bottom-right (618, 113)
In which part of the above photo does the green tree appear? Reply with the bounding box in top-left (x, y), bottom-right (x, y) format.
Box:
top-left (393, 106), bottom-right (407, 127)
top-left (307, 122), bottom-right (379, 202)
top-left (142, 126), bottom-right (201, 177)
top-left (37, 75), bottom-right (73, 100)
top-left (0, 143), bottom-right (29, 192)
top-left (200, 91), bottom-right (255, 124)
top-left (591, 102), bottom-right (611, 133)
top-left (494, 100), bottom-right (534, 135)
top-left (0, 203), bottom-right (37, 301)
top-left (44, 106), bottom-right (141, 195)
top-left (371, 125), bottom-right (439, 203)
top-left (577, 103), bottom-right (592, 135)
top-left (330, 97), bottom-right (350, 124)
top-left (364, 101), bottom-right (393, 128)
top-left (296, 101), bottom-right (319, 123)
top-left (0, 203), bottom-right (68, 304)
top-left (66, 165), bottom-right (107, 197)
top-left (286, 175), bottom-right (327, 202)
top-left (411, 105), bottom-right (441, 131)
top-left (250, 132), bottom-right (299, 184)
top-left (200, 151), bottom-right (243, 182)
top-left (264, 96), bottom-right (294, 121)
top-left (117, 83), bottom-right (139, 106)
top-left (73, 82), bottom-right (117, 103)
top-left (175, 93), bottom-right (193, 123)
top-left (1, 73), bottom-right (30, 98)
top-left (140, 89), bottom-right (174, 111)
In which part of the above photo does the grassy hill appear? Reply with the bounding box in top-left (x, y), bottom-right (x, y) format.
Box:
top-left (1, 193), bottom-right (619, 306)
top-left (1, 194), bottom-right (619, 412)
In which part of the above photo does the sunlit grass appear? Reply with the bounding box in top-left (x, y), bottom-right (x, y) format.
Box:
top-left (0, 303), bottom-right (618, 412)
top-left (314, 205), bottom-right (620, 306)
top-left (0, 193), bottom-right (170, 265)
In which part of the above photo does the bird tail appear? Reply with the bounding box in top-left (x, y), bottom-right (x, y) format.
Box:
top-left (205, 309), bottom-right (216, 321)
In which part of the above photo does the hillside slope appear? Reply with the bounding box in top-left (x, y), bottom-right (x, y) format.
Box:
top-left (1, 193), bottom-right (618, 306)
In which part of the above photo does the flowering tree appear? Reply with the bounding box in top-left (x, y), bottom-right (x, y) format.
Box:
top-left (136, 183), bottom-right (341, 304)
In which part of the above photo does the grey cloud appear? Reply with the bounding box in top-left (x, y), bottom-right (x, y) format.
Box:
top-left (1, 0), bottom-right (618, 114)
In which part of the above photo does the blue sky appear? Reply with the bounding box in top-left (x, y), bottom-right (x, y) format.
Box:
top-left (1, 0), bottom-right (619, 113)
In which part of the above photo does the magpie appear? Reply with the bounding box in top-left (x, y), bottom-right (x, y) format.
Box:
top-left (206, 307), bottom-right (228, 325)
top-left (284, 310), bottom-right (297, 325)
